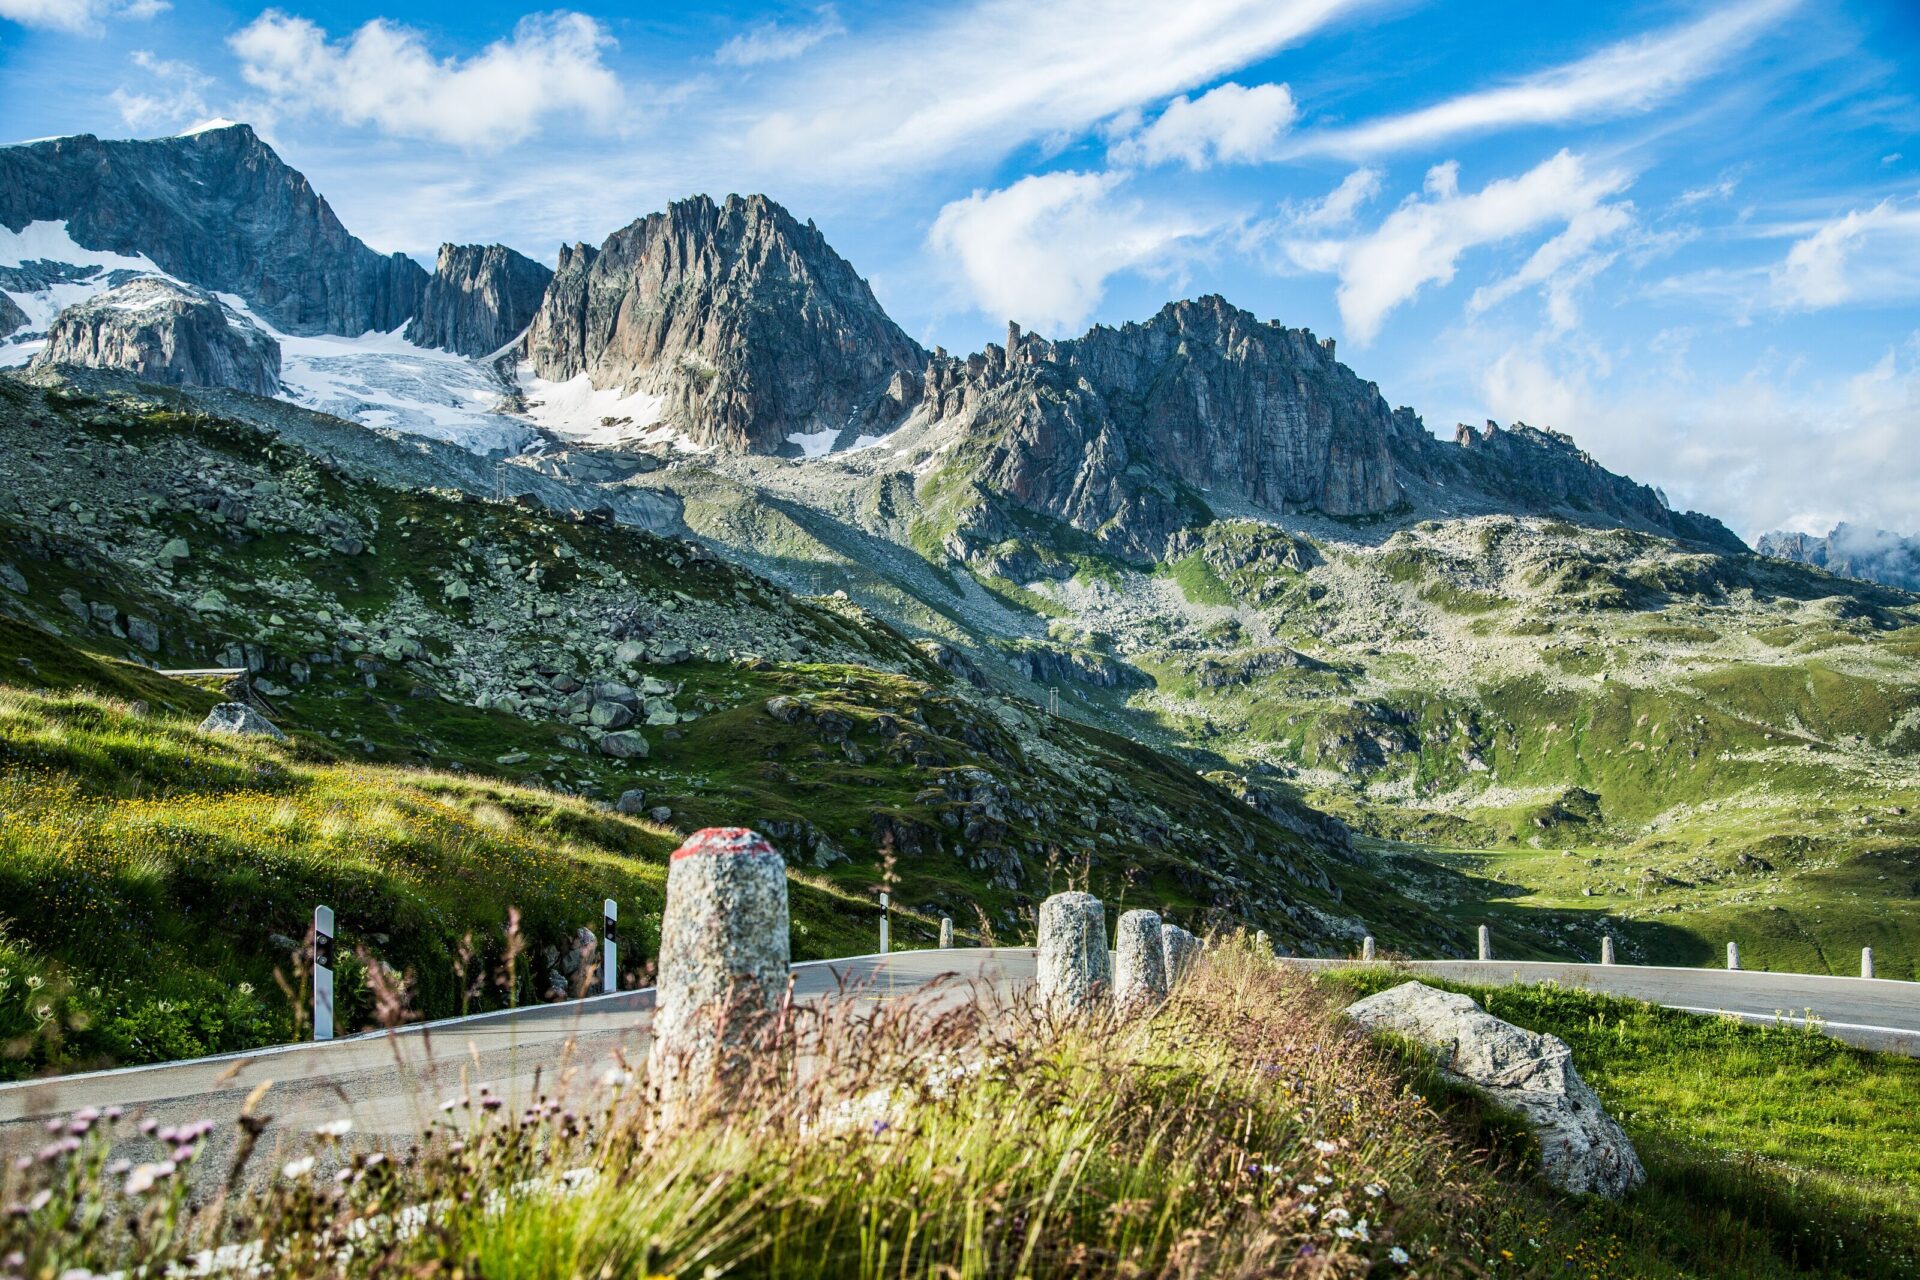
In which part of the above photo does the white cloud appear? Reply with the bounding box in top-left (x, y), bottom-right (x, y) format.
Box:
top-left (1677, 176), bottom-right (1739, 206)
top-left (717, 6), bottom-right (846, 67)
top-left (229, 10), bottom-right (623, 149)
top-left (0, 0), bottom-right (166, 35)
top-left (1110, 81), bottom-right (1297, 170)
top-left (1282, 150), bottom-right (1632, 344)
top-left (928, 171), bottom-right (1214, 334)
top-left (1771, 198), bottom-right (1920, 309)
top-left (1292, 0), bottom-right (1799, 159)
top-left (110, 50), bottom-right (213, 131)
top-left (736, 0), bottom-right (1367, 181)
top-left (1476, 333), bottom-right (1920, 539)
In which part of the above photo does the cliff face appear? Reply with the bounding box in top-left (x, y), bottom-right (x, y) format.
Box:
top-left (522, 193), bottom-right (926, 453)
top-left (34, 277), bottom-right (280, 396)
top-left (0, 124), bottom-right (425, 336)
top-left (405, 243), bottom-right (553, 357)
top-left (1759, 524), bottom-right (1920, 591)
top-left (921, 297), bottom-right (1415, 560)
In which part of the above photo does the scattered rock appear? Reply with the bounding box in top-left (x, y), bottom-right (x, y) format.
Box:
top-left (0, 563), bottom-right (26, 594)
top-left (615, 788), bottom-right (648, 815)
top-left (597, 730), bottom-right (650, 759)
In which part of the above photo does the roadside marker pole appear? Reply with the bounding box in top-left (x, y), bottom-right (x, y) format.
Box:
top-left (878, 891), bottom-right (890, 954)
top-left (1600, 935), bottom-right (1615, 965)
top-left (1477, 924), bottom-right (1492, 962)
top-left (1727, 941), bottom-right (1740, 971)
top-left (603, 898), bottom-right (618, 994)
top-left (938, 916), bottom-right (953, 948)
top-left (313, 904), bottom-right (334, 1041)
top-left (1862, 947), bottom-right (1874, 980)
top-left (1362, 935), bottom-right (1376, 962)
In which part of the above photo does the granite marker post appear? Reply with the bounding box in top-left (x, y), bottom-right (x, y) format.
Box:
top-left (1114, 909), bottom-right (1168, 1012)
top-left (650, 828), bottom-right (790, 1124)
top-left (1037, 892), bottom-right (1110, 1016)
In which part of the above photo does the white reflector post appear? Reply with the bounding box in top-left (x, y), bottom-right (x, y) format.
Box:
top-left (313, 904), bottom-right (334, 1041)
top-left (603, 898), bottom-right (619, 994)
top-left (878, 891), bottom-right (890, 954)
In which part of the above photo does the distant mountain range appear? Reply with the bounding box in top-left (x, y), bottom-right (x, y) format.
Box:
top-left (1759, 524), bottom-right (1920, 591)
top-left (0, 121), bottom-right (1742, 555)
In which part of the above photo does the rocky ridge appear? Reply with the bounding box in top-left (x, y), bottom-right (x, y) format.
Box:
top-left (33, 278), bottom-right (280, 395)
top-left (406, 243), bottom-right (554, 357)
top-left (523, 193), bottom-right (926, 453)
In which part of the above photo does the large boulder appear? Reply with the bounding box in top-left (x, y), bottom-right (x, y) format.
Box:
top-left (1344, 982), bottom-right (1645, 1198)
top-left (198, 701), bottom-right (287, 742)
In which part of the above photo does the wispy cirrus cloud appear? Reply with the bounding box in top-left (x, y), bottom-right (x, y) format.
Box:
top-left (736, 0), bottom-right (1373, 181)
top-left (0, 0), bottom-right (167, 36)
top-left (716, 6), bottom-right (846, 67)
top-left (1290, 0), bottom-right (1800, 159)
top-left (229, 9), bottom-right (624, 150)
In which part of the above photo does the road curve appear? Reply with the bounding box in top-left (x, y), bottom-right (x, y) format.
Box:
top-left (5, 950), bottom-right (1916, 1173)
top-left (1287, 959), bottom-right (1920, 1055)
top-left (0, 948), bottom-right (1039, 1170)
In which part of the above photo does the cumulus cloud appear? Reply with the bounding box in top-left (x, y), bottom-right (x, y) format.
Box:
top-left (1771, 198), bottom-right (1920, 309)
top-left (1280, 150), bottom-right (1632, 344)
top-left (229, 9), bottom-right (623, 149)
top-left (1292, 0), bottom-right (1798, 159)
top-left (928, 171), bottom-right (1215, 334)
top-left (110, 50), bottom-right (213, 131)
top-left (717, 6), bottom-right (845, 66)
top-left (1110, 81), bottom-right (1297, 170)
top-left (0, 0), bottom-right (166, 35)
top-left (738, 0), bottom-right (1364, 181)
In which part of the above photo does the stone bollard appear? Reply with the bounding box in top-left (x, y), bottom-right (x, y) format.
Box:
top-left (1114, 909), bottom-right (1168, 1012)
top-left (1036, 891), bottom-right (1110, 1016)
top-left (1255, 929), bottom-right (1270, 955)
top-left (1362, 935), bottom-right (1376, 962)
top-left (650, 828), bottom-right (790, 1124)
top-left (939, 916), bottom-right (954, 949)
top-left (1727, 941), bottom-right (1740, 971)
top-left (1862, 947), bottom-right (1874, 979)
top-left (1161, 924), bottom-right (1201, 986)
top-left (1600, 935), bottom-right (1615, 966)
top-left (1477, 924), bottom-right (1492, 962)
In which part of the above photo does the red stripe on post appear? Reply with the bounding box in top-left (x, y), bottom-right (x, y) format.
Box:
top-left (670, 827), bottom-right (777, 860)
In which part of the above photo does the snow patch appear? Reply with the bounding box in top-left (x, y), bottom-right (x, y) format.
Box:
top-left (177, 118), bottom-right (242, 137)
top-left (0, 220), bottom-right (173, 365)
top-left (515, 365), bottom-right (703, 450)
top-left (787, 427), bottom-right (840, 459)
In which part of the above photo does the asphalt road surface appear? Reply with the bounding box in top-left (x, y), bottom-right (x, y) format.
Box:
top-left (1284, 958), bottom-right (1920, 1055)
top-left (3, 949), bottom-right (1915, 1175)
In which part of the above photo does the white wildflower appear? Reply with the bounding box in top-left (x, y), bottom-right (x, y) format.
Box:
top-left (281, 1157), bottom-right (315, 1179)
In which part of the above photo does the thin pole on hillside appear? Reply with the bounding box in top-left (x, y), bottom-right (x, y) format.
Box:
top-left (313, 905), bottom-right (335, 1041)
top-left (603, 898), bottom-right (618, 994)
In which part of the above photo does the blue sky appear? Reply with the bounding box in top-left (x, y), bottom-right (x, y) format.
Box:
top-left (2, 0), bottom-right (1917, 539)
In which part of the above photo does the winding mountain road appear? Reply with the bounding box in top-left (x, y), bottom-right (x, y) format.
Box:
top-left (2, 950), bottom-right (1915, 1173)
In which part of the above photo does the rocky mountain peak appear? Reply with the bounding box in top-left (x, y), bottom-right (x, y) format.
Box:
top-left (1759, 523), bottom-right (1920, 591)
top-left (0, 123), bottom-right (425, 337)
top-left (405, 242), bottom-right (553, 357)
top-left (522, 192), bottom-right (926, 453)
